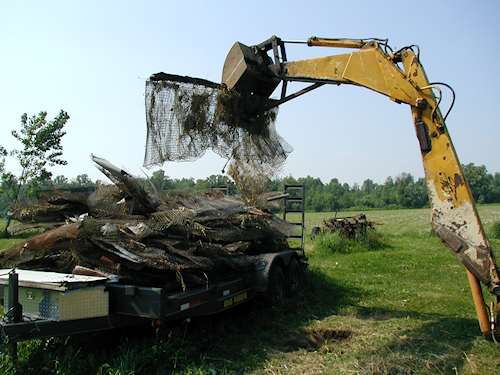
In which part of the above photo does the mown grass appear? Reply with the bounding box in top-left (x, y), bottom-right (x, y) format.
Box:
top-left (0, 219), bottom-right (35, 250)
top-left (0, 206), bottom-right (500, 374)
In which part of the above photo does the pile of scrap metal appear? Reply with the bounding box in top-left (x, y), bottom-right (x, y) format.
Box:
top-left (0, 156), bottom-right (294, 291)
top-left (311, 214), bottom-right (375, 240)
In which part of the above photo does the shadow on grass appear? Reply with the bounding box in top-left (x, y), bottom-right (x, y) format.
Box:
top-left (354, 305), bottom-right (479, 374)
top-left (2, 269), bottom-right (362, 375)
top-left (2, 275), bottom-right (485, 374)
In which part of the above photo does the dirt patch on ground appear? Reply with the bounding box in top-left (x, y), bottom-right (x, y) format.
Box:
top-left (283, 327), bottom-right (352, 352)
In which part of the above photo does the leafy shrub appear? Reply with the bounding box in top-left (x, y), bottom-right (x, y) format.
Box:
top-left (489, 221), bottom-right (500, 239)
top-left (314, 229), bottom-right (386, 254)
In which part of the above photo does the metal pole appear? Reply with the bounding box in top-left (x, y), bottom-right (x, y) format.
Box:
top-left (7, 270), bottom-right (21, 364)
top-left (466, 270), bottom-right (491, 336)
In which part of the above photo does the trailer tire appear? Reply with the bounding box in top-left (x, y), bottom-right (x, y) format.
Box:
top-left (286, 258), bottom-right (304, 296)
top-left (267, 264), bottom-right (286, 305)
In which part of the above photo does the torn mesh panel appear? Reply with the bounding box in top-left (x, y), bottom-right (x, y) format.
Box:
top-left (144, 80), bottom-right (218, 164)
top-left (143, 75), bottom-right (292, 169)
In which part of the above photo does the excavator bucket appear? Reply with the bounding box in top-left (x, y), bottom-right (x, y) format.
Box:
top-left (222, 41), bottom-right (280, 98)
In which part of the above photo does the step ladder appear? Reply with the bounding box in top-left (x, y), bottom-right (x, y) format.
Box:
top-left (283, 184), bottom-right (305, 254)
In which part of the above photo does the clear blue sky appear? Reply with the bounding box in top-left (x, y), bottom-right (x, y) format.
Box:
top-left (1, 1), bottom-right (499, 184)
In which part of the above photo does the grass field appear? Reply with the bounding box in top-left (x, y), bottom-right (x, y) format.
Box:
top-left (1, 206), bottom-right (500, 374)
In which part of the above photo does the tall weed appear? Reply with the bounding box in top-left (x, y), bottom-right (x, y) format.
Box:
top-left (314, 230), bottom-right (386, 254)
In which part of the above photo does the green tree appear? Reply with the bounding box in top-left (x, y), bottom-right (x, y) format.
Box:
top-left (361, 178), bottom-right (376, 193)
top-left (0, 146), bottom-right (6, 176)
top-left (73, 174), bottom-right (93, 187)
top-left (53, 175), bottom-right (69, 186)
top-left (492, 173), bottom-right (500, 202)
top-left (462, 163), bottom-right (493, 203)
top-left (2, 111), bottom-right (70, 236)
top-left (150, 170), bottom-right (171, 191)
top-left (0, 146), bottom-right (11, 216)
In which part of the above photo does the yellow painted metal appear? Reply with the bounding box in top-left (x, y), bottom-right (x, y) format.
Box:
top-left (223, 291), bottom-right (248, 309)
top-left (282, 41), bottom-right (500, 337)
top-left (400, 50), bottom-right (499, 337)
top-left (401, 50), bottom-right (499, 284)
top-left (285, 47), bottom-right (419, 105)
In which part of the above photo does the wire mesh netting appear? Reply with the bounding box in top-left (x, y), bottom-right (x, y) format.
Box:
top-left (144, 73), bottom-right (292, 172)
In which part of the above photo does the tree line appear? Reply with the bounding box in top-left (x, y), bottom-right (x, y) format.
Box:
top-left (149, 164), bottom-right (500, 211)
top-left (2, 111), bottom-right (500, 220)
top-left (2, 163), bottom-right (499, 215)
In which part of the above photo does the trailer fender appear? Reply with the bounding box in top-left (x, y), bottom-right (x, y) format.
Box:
top-left (251, 250), bottom-right (298, 293)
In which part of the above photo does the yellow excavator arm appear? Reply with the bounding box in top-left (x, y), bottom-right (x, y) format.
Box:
top-left (221, 36), bottom-right (499, 339)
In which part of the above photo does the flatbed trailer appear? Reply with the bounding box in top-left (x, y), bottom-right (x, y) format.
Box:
top-left (0, 249), bottom-right (306, 361)
top-left (1, 184), bottom-right (307, 362)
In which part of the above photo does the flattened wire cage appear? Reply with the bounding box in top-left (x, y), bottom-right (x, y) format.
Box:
top-left (144, 76), bottom-right (292, 172)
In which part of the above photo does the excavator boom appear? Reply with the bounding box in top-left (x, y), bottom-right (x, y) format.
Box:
top-left (222, 36), bottom-right (500, 338)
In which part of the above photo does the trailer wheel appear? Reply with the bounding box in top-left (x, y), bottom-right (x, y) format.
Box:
top-left (286, 258), bottom-right (304, 296)
top-left (267, 264), bottom-right (285, 305)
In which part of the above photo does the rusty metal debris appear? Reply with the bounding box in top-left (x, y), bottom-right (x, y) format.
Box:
top-left (0, 156), bottom-right (295, 291)
top-left (311, 214), bottom-right (375, 240)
